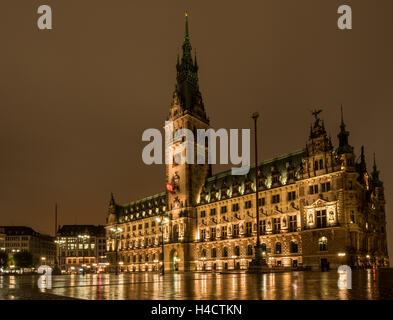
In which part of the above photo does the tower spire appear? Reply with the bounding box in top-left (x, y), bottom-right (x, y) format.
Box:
top-left (174, 11), bottom-right (205, 117)
top-left (109, 192), bottom-right (116, 206)
top-left (340, 104), bottom-right (345, 126)
top-left (181, 11), bottom-right (192, 63)
top-left (357, 145), bottom-right (367, 175)
top-left (337, 105), bottom-right (353, 154)
top-left (372, 153), bottom-right (383, 187)
top-left (185, 11), bottom-right (189, 39)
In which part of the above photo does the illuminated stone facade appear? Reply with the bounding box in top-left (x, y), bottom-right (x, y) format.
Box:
top-left (105, 15), bottom-right (389, 272)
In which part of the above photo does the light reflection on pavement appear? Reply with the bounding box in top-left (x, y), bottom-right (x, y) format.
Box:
top-left (1, 269), bottom-right (392, 300)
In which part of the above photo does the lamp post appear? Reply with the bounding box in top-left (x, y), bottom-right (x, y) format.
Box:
top-left (78, 234), bottom-right (90, 275)
top-left (110, 227), bottom-right (122, 275)
top-left (252, 112), bottom-right (266, 267)
top-left (156, 216), bottom-right (168, 276)
top-left (54, 238), bottom-right (65, 273)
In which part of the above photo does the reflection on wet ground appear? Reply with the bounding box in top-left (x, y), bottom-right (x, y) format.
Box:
top-left (1, 269), bottom-right (393, 300)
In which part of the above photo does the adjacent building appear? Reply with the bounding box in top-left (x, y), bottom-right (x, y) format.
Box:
top-left (0, 227), bottom-right (5, 251)
top-left (56, 225), bottom-right (107, 273)
top-left (0, 226), bottom-right (56, 266)
top-left (105, 14), bottom-right (389, 272)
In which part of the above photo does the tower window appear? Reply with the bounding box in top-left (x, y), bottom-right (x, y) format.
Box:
top-left (350, 210), bottom-right (355, 224)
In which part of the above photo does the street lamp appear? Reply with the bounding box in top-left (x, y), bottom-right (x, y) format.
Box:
top-left (110, 227), bottom-right (122, 275)
top-left (251, 112), bottom-right (267, 267)
top-left (78, 234), bottom-right (90, 275)
top-left (54, 239), bottom-right (65, 272)
top-left (156, 216), bottom-right (168, 275)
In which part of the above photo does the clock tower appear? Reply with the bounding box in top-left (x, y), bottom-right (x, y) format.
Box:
top-left (163, 12), bottom-right (211, 270)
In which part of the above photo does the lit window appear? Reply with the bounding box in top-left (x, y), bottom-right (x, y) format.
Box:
top-left (319, 237), bottom-right (328, 251)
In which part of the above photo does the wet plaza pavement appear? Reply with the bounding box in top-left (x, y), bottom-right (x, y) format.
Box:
top-left (1, 269), bottom-right (393, 300)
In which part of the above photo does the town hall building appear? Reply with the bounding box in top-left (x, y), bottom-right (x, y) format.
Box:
top-left (105, 14), bottom-right (389, 272)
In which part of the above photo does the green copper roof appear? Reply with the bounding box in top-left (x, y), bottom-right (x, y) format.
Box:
top-left (198, 149), bottom-right (305, 205)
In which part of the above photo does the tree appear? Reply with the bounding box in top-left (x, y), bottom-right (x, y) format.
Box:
top-left (13, 250), bottom-right (34, 268)
top-left (0, 251), bottom-right (8, 269)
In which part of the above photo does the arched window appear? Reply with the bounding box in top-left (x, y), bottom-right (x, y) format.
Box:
top-left (201, 249), bottom-right (206, 257)
top-left (275, 242), bottom-right (282, 254)
top-left (223, 247), bottom-right (228, 257)
top-left (319, 237), bottom-right (328, 251)
top-left (290, 241), bottom-right (298, 253)
top-left (247, 245), bottom-right (253, 256)
top-left (234, 246), bottom-right (240, 256)
top-left (212, 248), bottom-right (217, 258)
top-left (261, 243), bottom-right (267, 252)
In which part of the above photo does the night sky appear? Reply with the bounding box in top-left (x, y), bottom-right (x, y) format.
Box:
top-left (0, 1), bottom-right (392, 264)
